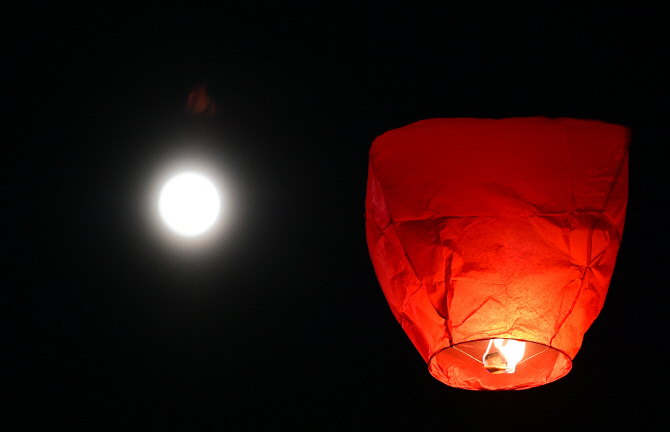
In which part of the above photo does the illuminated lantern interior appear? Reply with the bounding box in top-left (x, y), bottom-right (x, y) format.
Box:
top-left (365, 118), bottom-right (630, 390)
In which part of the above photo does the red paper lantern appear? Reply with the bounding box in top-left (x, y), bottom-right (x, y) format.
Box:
top-left (365, 118), bottom-right (630, 390)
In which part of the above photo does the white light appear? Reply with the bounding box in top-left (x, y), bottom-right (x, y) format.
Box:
top-left (159, 172), bottom-right (221, 236)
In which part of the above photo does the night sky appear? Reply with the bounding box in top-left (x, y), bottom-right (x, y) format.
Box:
top-left (7, 4), bottom-right (666, 428)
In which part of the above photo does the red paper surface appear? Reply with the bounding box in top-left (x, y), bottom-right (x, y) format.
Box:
top-left (365, 117), bottom-right (630, 390)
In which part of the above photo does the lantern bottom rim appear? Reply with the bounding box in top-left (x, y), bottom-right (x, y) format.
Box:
top-left (428, 339), bottom-right (573, 391)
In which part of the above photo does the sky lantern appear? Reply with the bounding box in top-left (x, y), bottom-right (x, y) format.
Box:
top-left (365, 117), bottom-right (630, 390)
top-left (187, 84), bottom-right (217, 116)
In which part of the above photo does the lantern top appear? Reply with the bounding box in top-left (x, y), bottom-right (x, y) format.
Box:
top-left (369, 117), bottom-right (630, 220)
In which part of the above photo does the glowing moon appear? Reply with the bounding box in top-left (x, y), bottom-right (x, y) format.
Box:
top-left (158, 172), bottom-right (221, 236)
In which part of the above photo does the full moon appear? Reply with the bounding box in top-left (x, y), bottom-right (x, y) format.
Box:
top-left (158, 172), bottom-right (221, 236)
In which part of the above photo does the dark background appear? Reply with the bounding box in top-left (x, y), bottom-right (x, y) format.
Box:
top-left (7, 4), bottom-right (666, 429)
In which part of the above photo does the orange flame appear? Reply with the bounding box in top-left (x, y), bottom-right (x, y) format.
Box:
top-left (483, 339), bottom-right (526, 374)
top-left (187, 85), bottom-right (217, 116)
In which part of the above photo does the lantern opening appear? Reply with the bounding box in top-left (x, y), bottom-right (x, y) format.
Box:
top-left (429, 339), bottom-right (572, 390)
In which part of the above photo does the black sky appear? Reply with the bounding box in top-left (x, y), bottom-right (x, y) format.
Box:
top-left (6, 4), bottom-right (667, 429)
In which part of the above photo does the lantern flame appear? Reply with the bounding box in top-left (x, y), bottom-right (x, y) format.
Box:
top-left (483, 339), bottom-right (526, 374)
